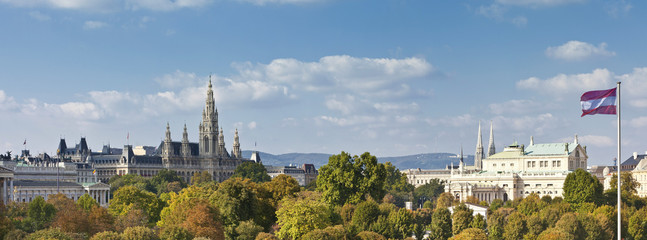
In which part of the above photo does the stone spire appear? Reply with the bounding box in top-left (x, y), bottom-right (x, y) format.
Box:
top-left (530, 136), bottom-right (534, 146)
top-left (487, 120), bottom-right (496, 157)
top-left (459, 145), bottom-right (464, 175)
top-left (163, 122), bottom-right (172, 157)
top-left (165, 122), bottom-right (171, 142)
top-left (181, 123), bottom-right (190, 157)
top-left (218, 128), bottom-right (226, 156)
top-left (232, 128), bottom-right (241, 158)
top-left (574, 134), bottom-right (579, 145)
top-left (475, 121), bottom-right (484, 170)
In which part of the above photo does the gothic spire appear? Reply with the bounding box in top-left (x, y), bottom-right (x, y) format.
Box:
top-left (475, 121), bottom-right (484, 170)
top-left (487, 120), bottom-right (496, 157)
top-left (182, 123), bottom-right (188, 143)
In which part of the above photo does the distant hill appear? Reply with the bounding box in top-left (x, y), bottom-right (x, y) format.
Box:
top-left (242, 151), bottom-right (474, 170)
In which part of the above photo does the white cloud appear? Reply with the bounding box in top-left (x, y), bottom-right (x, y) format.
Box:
top-left (605, 0), bottom-right (632, 17)
top-left (317, 115), bottom-right (386, 127)
top-left (495, 0), bottom-right (585, 7)
top-left (1, 0), bottom-right (324, 11)
top-left (29, 11), bottom-right (50, 21)
top-left (492, 113), bottom-right (556, 133)
top-left (477, 4), bottom-right (506, 20)
top-left (0, 0), bottom-right (115, 11)
top-left (373, 102), bottom-right (419, 113)
top-left (325, 95), bottom-right (357, 115)
top-left (617, 67), bottom-right (647, 96)
top-left (426, 114), bottom-right (474, 127)
top-left (545, 41), bottom-right (616, 61)
top-left (83, 21), bottom-right (108, 30)
top-left (630, 99), bottom-right (647, 108)
top-left (247, 121), bottom-right (257, 129)
top-left (154, 70), bottom-right (201, 89)
top-left (59, 102), bottom-right (102, 120)
top-left (569, 135), bottom-right (615, 147)
top-left (516, 68), bottom-right (614, 96)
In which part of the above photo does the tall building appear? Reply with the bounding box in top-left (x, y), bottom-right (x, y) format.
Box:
top-left (85, 79), bottom-right (254, 183)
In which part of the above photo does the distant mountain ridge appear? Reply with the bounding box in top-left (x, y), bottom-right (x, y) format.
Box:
top-left (241, 151), bottom-right (475, 170)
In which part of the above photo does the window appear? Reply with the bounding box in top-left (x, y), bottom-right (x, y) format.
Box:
top-left (557, 161), bottom-right (561, 167)
top-left (510, 163), bottom-right (514, 167)
top-left (540, 161), bottom-right (544, 167)
top-left (493, 164), bottom-right (497, 167)
top-left (532, 161), bottom-right (536, 167)
top-left (527, 162), bottom-right (532, 168)
top-left (502, 163), bottom-right (506, 167)
top-left (524, 184), bottom-right (530, 187)
top-left (503, 184), bottom-right (508, 187)
top-left (536, 184), bottom-right (541, 187)
top-left (547, 184), bottom-right (553, 187)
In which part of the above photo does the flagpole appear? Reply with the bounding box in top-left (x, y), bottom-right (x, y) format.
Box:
top-left (617, 81), bottom-right (621, 240)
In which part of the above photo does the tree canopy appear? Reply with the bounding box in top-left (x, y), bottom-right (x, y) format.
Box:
top-left (563, 168), bottom-right (603, 208)
top-left (317, 151), bottom-right (387, 206)
top-left (232, 162), bottom-right (271, 183)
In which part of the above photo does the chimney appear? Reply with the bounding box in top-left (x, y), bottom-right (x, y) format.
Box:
top-left (634, 152), bottom-right (638, 160)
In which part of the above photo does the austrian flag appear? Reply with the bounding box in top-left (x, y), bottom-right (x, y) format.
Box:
top-left (581, 87), bottom-right (617, 117)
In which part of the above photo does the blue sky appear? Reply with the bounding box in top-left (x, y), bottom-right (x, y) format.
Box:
top-left (1, 0), bottom-right (646, 166)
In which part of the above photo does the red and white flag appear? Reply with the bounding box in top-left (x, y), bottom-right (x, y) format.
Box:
top-left (581, 87), bottom-right (617, 117)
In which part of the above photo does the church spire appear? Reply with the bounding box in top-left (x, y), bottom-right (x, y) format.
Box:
top-left (459, 145), bottom-right (464, 175)
top-left (182, 123), bottom-right (188, 143)
top-left (487, 120), bottom-right (496, 157)
top-left (475, 121), bottom-right (484, 170)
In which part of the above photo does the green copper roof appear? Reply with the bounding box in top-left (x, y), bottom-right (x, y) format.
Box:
top-left (488, 142), bottom-right (577, 158)
top-left (525, 143), bottom-right (576, 156)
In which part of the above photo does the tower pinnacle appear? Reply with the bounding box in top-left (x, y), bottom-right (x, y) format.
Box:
top-left (475, 121), bottom-right (484, 170)
top-left (487, 121), bottom-right (496, 157)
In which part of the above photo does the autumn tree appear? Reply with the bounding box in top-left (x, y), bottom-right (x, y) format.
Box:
top-left (263, 174), bottom-right (300, 207)
top-left (449, 228), bottom-right (487, 240)
top-left (563, 169), bottom-right (603, 208)
top-left (436, 192), bottom-right (454, 209)
top-left (554, 213), bottom-right (582, 239)
top-left (90, 231), bottom-right (122, 240)
top-left (47, 194), bottom-right (91, 235)
top-left (182, 201), bottom-right (225, 240)
top-left (88, 205), bottom-right (116, 235)
top-left (25, 228), bottom-right (74, 240)
top-left (232, 161), bottom-right (271, 183)
top-left (317, 152), bottom-right (387, 206)
top-left (537, 228), bottom-right (574, 240)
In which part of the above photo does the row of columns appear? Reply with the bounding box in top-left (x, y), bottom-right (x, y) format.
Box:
top-left (90, 189), bottom-right (110, 206)
top-left (1, 178), bottom-right (14, 205)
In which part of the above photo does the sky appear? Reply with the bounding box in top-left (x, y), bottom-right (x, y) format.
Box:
top-left (0, 0), bottom-right (646, 166)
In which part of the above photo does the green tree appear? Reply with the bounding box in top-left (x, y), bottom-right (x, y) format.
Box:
top-left (555, 213), bottom-right (582, 240)
top-left (275, 193), bottom-right (332, 240)
top-left (77, 193), bottom-right (99, 212)
top-left (414, 180), bottom-right (445, 206)
top-left (436, 192), bottom-right (454, 209)
top-left (191, 171), bottom-right (214, 185)
top-left (563, 169), bottom-right (603, 208)
top-left (149, 169), bottom-right (187, 194)
top-left (429, 207), bottom-right (452, 240)
top-left (121, 226), bottom-right (159, 240)
top-left (210, 177), bottom-right (273, 238)
top-left (0, 203), bottom-right (14, 239)
top-left (388, 208), bottom-right (414, 239)
top-left (109, 186), bottom-right (165, 224)
top-left (232, 162), bottom-right (271, 183)
top-left (452, 204), bottom-right (473, 236)
top-left (524, 214), bottom-right (545, 240)
top-left (449, 228), bottom-right (487, 240)
top-left (109, 174), bottom-right (152, 193)
top-left (629, 208), bottom-right (647, 240)
top-left (517, 193), bottom-right (547, 216)
top-left (487, 208), bottom-right (510, 240)
top-left (235, 220), bottom-right (263, 240)
top-left (489, 199), bottom-right (503, 212)
top-left (502, 212), bottom-right (525, 240)
top-left (317, 152), bottom-right (387, 206)
top-left (471, 214), bottom-right (486, 230)
top-left (23, 196), bottom-right (56, 232)
top-left (352, 200), bottom-right (381, 232)
top-left (610, 171), bottom-right (640, 196)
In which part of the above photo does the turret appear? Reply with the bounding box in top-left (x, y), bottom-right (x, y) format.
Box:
top-left (232, 128), bottom-right (242, 158)
top-left (181, 123), bottom-right (191, 157)
top-left (163, 122), bottom-right (173, 157)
